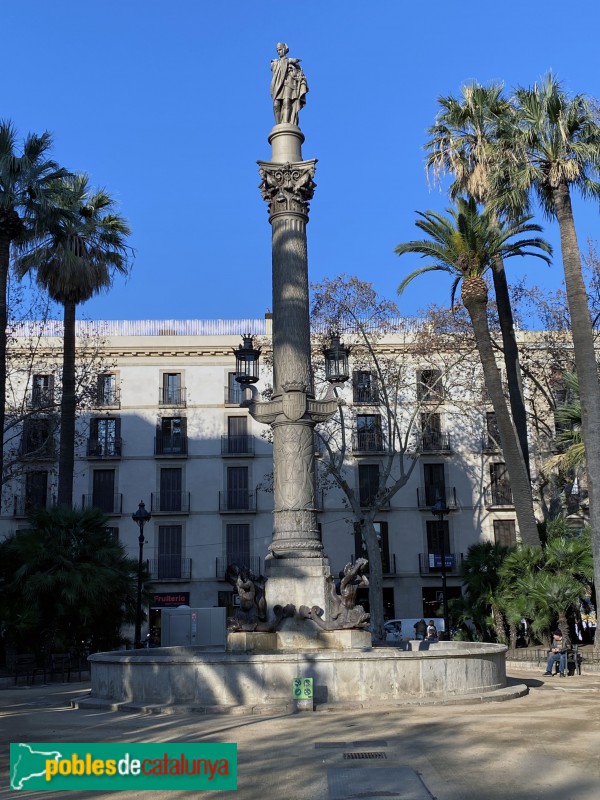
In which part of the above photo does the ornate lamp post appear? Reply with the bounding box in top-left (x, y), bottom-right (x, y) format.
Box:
top-left (323, 334), bottom-right (350, 385)
top-left (132, 500), bottom-right (151, 649)
top-left (431, 493), bottom-right (451, 639)
top-left (234, 335), bottom-right (261, 385)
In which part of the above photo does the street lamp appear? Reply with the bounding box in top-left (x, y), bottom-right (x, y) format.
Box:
top-left (132, 500), bottom-right (151, 649)
top-left (233, 334), bottom-right (261, 385)
top-left (323, 333), bottom-right (350, 385)
top-left (431, 492), bottom-right (451, 640)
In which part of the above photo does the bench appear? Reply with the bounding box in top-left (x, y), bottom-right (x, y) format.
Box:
top-left (552, 645), bottom-right (583, 676)
top-left (12, 654), bottom-right (41, 685)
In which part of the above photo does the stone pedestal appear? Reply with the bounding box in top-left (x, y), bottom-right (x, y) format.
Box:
top-left (265, 557), bottom-right (332, 626)
top-left (226, 632), bottom-right (277, 652)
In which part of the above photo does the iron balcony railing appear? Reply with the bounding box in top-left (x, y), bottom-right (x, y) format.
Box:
top-left (417, 432), bottom-right (451, 453)
top-left (219, 490), bottom-right (257, 513)
top-left (19, 437), bottom-right (56, 460)
top-left (154, 434), bottom-right (188, 456)
top-left (419, 552), bottom-right (463, 575)
top-left (150, 492), bottom-right (191, 514)
top-left (224, 386), bottom-right (250, 405)
top-left (221, 435), bottom-right (255, 456)
top-left (352, 552), bottom-right (397, 575)
top-left (95, 387), bottom-right (121, 408)
top-left (158, 387), bottom-right (186, 407)
top-left (147, 557), bottom-right (192, 581)
top-left (485, 486), bottom-right (514, 506)
top-left (416, 486), bottom-right (458, 510)
top-left (27, 388), bottom-right (55, 410)
top-left (13, 493), bottom-right (54, 517)
top-left (352, 430), bottom-right (386, 453)
top-left (86, 438), bottom-right (122, 458)
top-left (215, 555), bottom-right (263, 579)
top-left (352, 386), bottom-right (380, 405)
top-left (81, 493), bottom-right (123, 514)
top-left (481, 436), bottom-right (501, 453)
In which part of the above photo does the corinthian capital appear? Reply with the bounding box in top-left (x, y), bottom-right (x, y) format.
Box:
top-left (258, 160), bottom-right (317, 215)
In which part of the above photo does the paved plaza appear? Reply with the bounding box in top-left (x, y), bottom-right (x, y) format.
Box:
top-left (1, 668), bottom-right (599, 799)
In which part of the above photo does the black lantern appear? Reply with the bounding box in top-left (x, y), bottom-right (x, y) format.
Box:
top-left (234, 334), bottom-right (261, 385)
top-left (323, 333), bottom-right (350, 384)
top-left (132, 500), bottom-right (152, 649)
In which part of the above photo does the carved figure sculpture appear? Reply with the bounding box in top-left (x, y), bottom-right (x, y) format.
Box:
top-left (299, 558), bottom-right (371, 630)
top-left (270, 42), bottom-right (308, 126)
top-left (225, 563), bottom-right (295, 632)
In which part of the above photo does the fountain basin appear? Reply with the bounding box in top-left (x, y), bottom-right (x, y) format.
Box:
top-left (83, 641), bottom-right (509, 714)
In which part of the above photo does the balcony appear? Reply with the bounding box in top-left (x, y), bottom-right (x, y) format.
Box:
top-left (417, 486), bottom-right (458, 510)
top-left (419, 552), bottom-right (463, 575)
top-left (485, 487), bottom-right (514, 507)
top-left (481, 436), bottom-right (501, 453)
top-left (94, 388), bottom-right (121, 408)
top-left (216, 555), bottom-right (263, 579)
top-left (359, 494), bottom-right (391, 511)
top-left (353, 552), bottom-right (397, 575)
top-left (352, 387), bottom-right (380, 405)
top-left (86, 438), bottom-right (122, 458)
top-left (19, 438), bottom-right (56, 461)
top-left (158, 387), bottom-right (186, 407)
top-left (224, 386), bottom-right (250, 405)
top-left (151, 492), bottom-right (190, 514)
top-left (147, 556), bottom-right (192, 581)
top-left (221, 435), bottom-right (255, 456)
top-left (352, 430), bottom-right (386, 454)
top-left (155, 434), bottom-right (188, 457)
top-left (219, 490), bottom-right (257, 513)
top-left (13, 494), bottom-right (53, 517)
top-left (27, 388), bottom-right (55, 410)
top-left (82, 494), bottom-right (123, 514)
top-left (417, 432), bottom-right (452, 453)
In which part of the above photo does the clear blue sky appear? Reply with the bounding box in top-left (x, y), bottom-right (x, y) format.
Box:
top-left (3, 1), bottom-right (599, 322)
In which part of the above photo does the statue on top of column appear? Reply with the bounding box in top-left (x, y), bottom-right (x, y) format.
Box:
top-left (270, 42), bottom-right (308, 126)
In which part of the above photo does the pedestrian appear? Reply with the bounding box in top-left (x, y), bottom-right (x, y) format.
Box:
top-left (426, 620), bottom-right (438, 641)
top-left (414, 619), bottom-right (427, 640)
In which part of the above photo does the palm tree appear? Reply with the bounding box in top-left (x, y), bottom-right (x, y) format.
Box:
top-left (502, 75), bottom-right (600, 619)
top-left (0, 121), bottom-right (68, 484)
top-left (547, 372), bottom-right (585, 473)
top-left (459, 541), bottom-right (512, 641)
top-left (396, 197), bottom-right (551, 545)
top-left (15, 175), bottom-right (131, 506)
top-left (426, 83), bottom-right (532, 474)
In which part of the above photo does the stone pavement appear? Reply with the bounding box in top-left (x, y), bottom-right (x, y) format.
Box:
top-left (1, 668), bottom-right (599, 799)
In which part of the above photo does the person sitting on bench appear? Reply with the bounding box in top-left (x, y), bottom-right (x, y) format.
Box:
top-left (543, 629), bottom-right (570, 677)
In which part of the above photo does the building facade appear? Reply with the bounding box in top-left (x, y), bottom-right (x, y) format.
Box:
top-left (2, 317), bottom-right (571, 641)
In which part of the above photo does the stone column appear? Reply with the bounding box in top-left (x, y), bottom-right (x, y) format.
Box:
top-left (251, 123), bottom-right (338, 624)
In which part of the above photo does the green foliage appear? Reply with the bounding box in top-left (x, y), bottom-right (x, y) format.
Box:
top-left (0, 506), bottom-right (139, 657)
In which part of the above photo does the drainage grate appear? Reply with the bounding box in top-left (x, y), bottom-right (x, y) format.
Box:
top-left (343, 752), bottom-right (388, 760)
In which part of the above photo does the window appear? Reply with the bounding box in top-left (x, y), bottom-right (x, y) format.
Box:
top-left (21, 418), bottom-right (54, 457)
top-left (25, 470), bottom-right (48, 512)
top-left (426, 519), bottom-right (450, 556)
top-left (356, 414), bottom-right (383, 451)
top-left (97, 374), bottom-right (119, 406)
top-left (89, 418), bottom-right (121, 456)
top-left (485, 412), bottom-right (500, 449)
top-left (92, 469), bottom-right (116, 512)
top-left (158, 525), bottom-right (182, 579)
top-left (160, 373), bottom-right (184, 406)
top-left (353, 371), bottom-right (378, 404)
top-left (354, 521), bottom-right (390, 573)
top-left (160, 467), bottom-right (183, 511)
top-left (421, 412), bottom-right (443, 450)
top-left (226, 523), bottom-right (251, 568)
top-left (31, 374), bottom-right (54, 408)
top-left (423, 463), bottom-right (445, 507)
top-left (227, 466), bottom-right (249, 510)
top-left (358, 464), bottom-right (379, 507)
top-left (227, 372), bottom-right (247, 404)
top-left (227, 417), bottom-right (248, 454)
top-left (417, 369), bottom-right (443, 402)
top-left (105, 527), bottom-right (119, 542)
top-left (489, 462), bottom-right (512, 505)
top-left (494, 519), bottom-right (517, 547)
top-left (157, 417), bottom-right (187, 455)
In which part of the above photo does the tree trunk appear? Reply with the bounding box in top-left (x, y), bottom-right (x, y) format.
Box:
top-left (463, 286), bottom-right (540, 546)
top-left (491, 256), bottom-right (531, 478)
top-left (57, 301), bottom-right (77, 507)
top-left (361, 518), bottom-right (385, 641)
top-left (553, 182), bottom-right (600, 653)
top-left (0, 235), bottom-right (9, 487)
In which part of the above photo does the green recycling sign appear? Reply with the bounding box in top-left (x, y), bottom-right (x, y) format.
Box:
top-left (292, 678), bottom-right (313, 699)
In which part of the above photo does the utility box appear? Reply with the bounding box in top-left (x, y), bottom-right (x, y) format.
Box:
top-left (160, 606), bottom-right (226, 648)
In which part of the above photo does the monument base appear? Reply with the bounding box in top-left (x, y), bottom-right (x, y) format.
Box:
top-left (264, 556), bottom-right (333, 628)
top-left (226, 627), bottom-right (371, 653)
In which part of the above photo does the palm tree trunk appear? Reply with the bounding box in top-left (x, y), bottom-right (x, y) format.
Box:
top-left (57, 300), bottom-right (77, 507)
top-left (553, 183), bottom-right (600, 651)
top-left (464, 289), bottom-right (540, 546)
top-left (491, 256), bottom-right (531, 478)
top-left (0, 236), bottom-right (9, 488)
